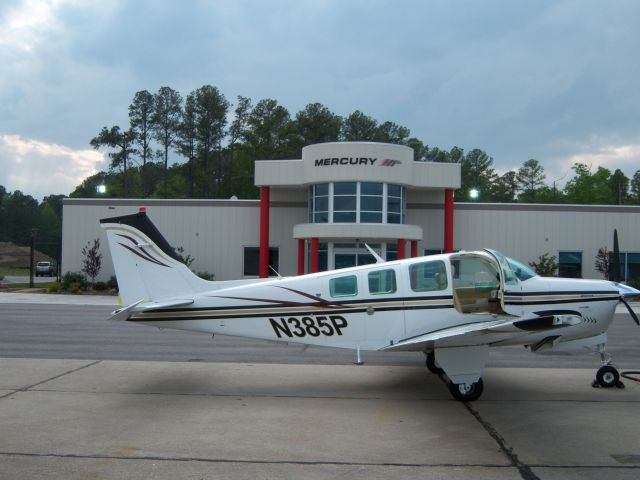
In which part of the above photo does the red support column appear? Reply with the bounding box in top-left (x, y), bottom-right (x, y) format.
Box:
top-left (259, 186), bottom-right (270, 278)
top-left (297, 239), bottom-right (305, 275)
top-left (397, 239), bottom-right (405, 260)
top-left (444, 188), bottom-right (454, 253)
top-left (311, 238), bottom-right (319, 273)
top-left (411, 240), bottom-right (418, 258)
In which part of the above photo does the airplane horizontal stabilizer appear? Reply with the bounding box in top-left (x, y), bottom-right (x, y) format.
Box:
top-left (381, 314), bottom-right (582, 352)
top-left (109, 298), bottom-right (194, 321)
top-left (108, 300), bottom-right (144, 322)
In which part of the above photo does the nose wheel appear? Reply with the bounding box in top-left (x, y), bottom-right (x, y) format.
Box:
top-left (592, 344), bottom-right (625, 389)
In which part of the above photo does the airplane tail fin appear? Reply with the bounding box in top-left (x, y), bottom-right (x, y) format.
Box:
top-left (100, 210), bottom-right (214, 305)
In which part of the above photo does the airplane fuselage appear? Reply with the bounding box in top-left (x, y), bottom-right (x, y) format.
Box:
top-left (126, 256), bottom-right (620, 353)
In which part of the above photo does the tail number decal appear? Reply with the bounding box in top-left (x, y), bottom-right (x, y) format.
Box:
top-left (269, 315), bottom-right (348, 338)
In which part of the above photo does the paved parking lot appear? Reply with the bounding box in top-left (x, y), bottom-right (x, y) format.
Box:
top-left (1, 358), bottom-right (640, 479)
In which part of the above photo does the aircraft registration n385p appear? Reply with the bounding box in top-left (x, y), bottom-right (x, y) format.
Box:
top-left (101, 210), bottom-right (640, 401)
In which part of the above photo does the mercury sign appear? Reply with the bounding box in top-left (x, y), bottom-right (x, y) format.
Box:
top-left (314, 157), bottom-right (402, 167)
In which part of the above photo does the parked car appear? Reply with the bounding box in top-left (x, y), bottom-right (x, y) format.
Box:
top-left (35, 261), bottom-right (56, 277)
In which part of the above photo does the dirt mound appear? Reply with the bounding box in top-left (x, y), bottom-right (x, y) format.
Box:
top-left (0, 242), bottom-right (54, 268)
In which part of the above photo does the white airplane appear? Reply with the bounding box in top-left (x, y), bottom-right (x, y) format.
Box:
top-left (101, 210), bottom-right (640, 401)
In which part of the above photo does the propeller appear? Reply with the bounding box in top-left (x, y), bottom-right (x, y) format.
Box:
top-left (620, 296), bottom-right (640, 326)
top-left (610, 228), bottom-right (640, 325)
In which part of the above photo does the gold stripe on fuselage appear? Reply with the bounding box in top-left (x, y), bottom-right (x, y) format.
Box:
top-left (132, 298), bottom-right (452, 320)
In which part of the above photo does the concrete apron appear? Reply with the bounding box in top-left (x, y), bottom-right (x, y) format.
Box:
top-left (1, 360), bottom-right (640, 479)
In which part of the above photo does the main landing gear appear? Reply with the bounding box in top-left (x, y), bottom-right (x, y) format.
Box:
top-left (592, 344), bottom-right (625, 389)
top-left (425, 350), bottom-right (484, 401)
top-left (448, 378), bottom-right (484, 402)
top-left (425, 351), bottom-right (444, 374)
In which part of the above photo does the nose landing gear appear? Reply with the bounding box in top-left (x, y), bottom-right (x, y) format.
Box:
top-left (592, 344), bottom-right (625, 389)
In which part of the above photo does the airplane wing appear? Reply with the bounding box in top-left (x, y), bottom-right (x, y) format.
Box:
top-left (381, 314), bottom-right (582, 352)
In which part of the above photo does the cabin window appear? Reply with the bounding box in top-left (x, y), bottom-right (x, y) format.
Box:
top-left (330, 275), bottom-right (358, 297)
top-left (243, 247), bottom-right (279, 277)
top-left (558, 251), bottom-right (582, 278)
top-left (368, 269), bottom-right (397, 295)
top-left (409, 260), bottom-right (448, 292)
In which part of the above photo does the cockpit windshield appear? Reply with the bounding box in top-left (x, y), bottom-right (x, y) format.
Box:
top-left (506, 257), bottom-right (537, 281)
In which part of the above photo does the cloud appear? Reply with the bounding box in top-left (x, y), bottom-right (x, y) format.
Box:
top-left (544, 137), bottom-right (640, 188)
top-left (1, 0), bottom-right (639, 201)
top-left (0, 134), bottom-right (106, 200)
top-left (0, 0), bottom-right (61, 55)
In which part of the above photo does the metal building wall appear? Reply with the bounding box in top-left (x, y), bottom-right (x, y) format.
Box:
top-left (452, 204), bottom-right (640, 279)
top-left (62, 199), bottom-right (306, 281)
top-left (63, 199), bottom-right (640, 281)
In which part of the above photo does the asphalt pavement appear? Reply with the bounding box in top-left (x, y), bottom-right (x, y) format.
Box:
top-left (1, 292), bottom-right (640, 480)
top-left (1, 293), bottom-right (639, 368)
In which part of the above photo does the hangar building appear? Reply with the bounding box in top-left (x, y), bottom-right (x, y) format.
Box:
top-left (62, 142), bottom-right (640, 283)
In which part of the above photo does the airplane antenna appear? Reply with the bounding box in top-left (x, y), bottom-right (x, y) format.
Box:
top-left (363, 243), bottom-right (384, 264)
top-left (269, 265), bottom-right (282, 279)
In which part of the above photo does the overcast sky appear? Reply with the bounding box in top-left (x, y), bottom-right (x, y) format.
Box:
top-left (1, 0), bottom-right (639, 200)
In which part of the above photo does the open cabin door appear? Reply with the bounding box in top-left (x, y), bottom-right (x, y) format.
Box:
top-left (483, 249), bottom-right (523, 316)
top-left (450, 253), bottom-right (507, 316)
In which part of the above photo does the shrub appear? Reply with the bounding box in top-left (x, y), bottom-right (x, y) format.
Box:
top-left (627, 278), bottom-right (640, 290)
top-left (93, 281), bottom-right (108, 291)
top-left (48, 282), bottom-right (61, 293)
top-left (68, 281), bottom-right (83, 294)
top-left (62, 272), bottom-right (88, 291)
top-left (81, 238), bottom-right (102, 286)
top-left (196, 271), bottom-right (215, 281)
top-left (107, 275), bottom-right (118, 291)
top-left (528, 253), bottom-right (558, 277)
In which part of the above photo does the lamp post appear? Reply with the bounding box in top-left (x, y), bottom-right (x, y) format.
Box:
top-left (469, 188), bottom-right (479, 201)
top-left (29, 228), bottom-right (38, 288)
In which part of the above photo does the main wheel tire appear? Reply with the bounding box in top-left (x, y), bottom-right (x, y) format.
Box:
top-left (596, 365), bottom-right (620, 388)
top-left (448, 378), bottom-right (484, 402)
top-left (426, 351), bottom-right (444, 374)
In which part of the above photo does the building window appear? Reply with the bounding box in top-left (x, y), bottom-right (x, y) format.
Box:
top-left (330, 275), bottom-right (358, 297)
top-left (608, 252), bottom-right (640, 282)
top-left (310, 183), bottom-right (329, 223)
top-left (409, 260), bottom-right (448, 292)
top-left (387, 184), bottom-right (405, 224)
top-left (333, 182), bottom-right (357, 223)
top-left (424, 249), bottom-right (443, 256)
top-left (386, 243), bottom-right (398, 261)
top-left (360, 182), bottom-right (383, 223)
top-left (306, 242), bottom-right (328, 272)
top-left (333, 243), bottom-right (378, 269)
top-left (243, 247), bottom-right (279, 276)
top-left (308, 182), bottom-right (405, 225)
top-left (368, 269), bottom-right (397, 295)
top-left (558, 251), bottom-right (582, 278)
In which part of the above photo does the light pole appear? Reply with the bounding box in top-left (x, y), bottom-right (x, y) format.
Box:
top-left (29, 228), bottom-right (38, 288)
top-left (469, 188), bottom-right (479, 201)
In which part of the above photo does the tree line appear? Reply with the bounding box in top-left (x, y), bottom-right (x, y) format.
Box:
top-left (0, 186), bottom-right (63, 259)
top-left (73, 84), bottom-right (640, 205)
top-left (2, 84), bottom-right (640, 253)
